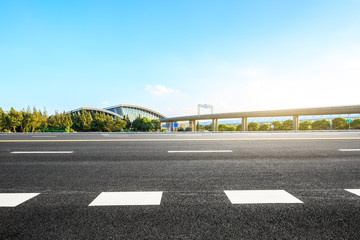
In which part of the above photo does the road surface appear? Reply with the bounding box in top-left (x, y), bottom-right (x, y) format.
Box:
top-left (0, 132), bottom-right (360, 239)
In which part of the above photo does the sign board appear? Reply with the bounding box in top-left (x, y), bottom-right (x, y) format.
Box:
top-left (270, 125), bottom-right (274, 129)
top-left (198, 104), bottom-right (214, 114)
top-left (348, 119), bottom-right (353, 123)
top-left (174, 123), bottom-right (178, 128)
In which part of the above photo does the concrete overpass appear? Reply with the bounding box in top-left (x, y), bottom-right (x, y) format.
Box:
top-left (160, 105), bottom-right (360, 131)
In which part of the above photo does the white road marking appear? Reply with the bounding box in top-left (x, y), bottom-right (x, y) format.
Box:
top-left (345, 189), bottom-right (360, 196)
top-left (339, 149), bottom-right (360, 151)
top-left (101, 134), bottom-right (109, 136)
top-left (0, 193), bottom-right (40, 207)
top-left (89, 191), bottom-right (163, 206)
top-left (168, 150), bottom-right (232, 153)
top-left (224, 190), bottom-right (303, 204)
top-left (174, 134), bottom-right (206, 137)
top-left (318, 133), bottom-right (341, 135)
top-left (32, 136), bottom-right (57, 138)
top-left (10, 151), bottom-right (74, 154)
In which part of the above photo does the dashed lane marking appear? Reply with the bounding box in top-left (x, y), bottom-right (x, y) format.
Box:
top-left (2, 189), bottom-right (360, 207)
top-left (345, 189), bottom-right (360, 196)
top-left (89, 191), bottom-right (163, 206)
top-left (224, 190), bottom-right (303, 204)
top-left (32, 136), bottom-right (57, 138)
top-left (10, 151), bottom-right (74, 154)
top-left (168, 150), bottom-right (232, 153)
top-left (0, 137), bottom-right (360, 143)
top-left (0, 193), bottom-right (40, 207)
top-left (339, 149), bottom-right (360, 151)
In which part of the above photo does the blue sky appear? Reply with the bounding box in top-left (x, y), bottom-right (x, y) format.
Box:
top-left (1, 0), bottom-right (360, 116)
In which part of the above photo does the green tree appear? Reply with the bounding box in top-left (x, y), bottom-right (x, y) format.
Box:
top-left (312, 119), bottom-right (330, 130)
top-left (151, 119), bottom-right (161, 131)
top-left (123, 115), bottom-right (132, 129)
top-left (63, 113), bottom-right (73, 132)
top-left (350, 118), bottom-right (360, 129)
top-left (248, 122), bottom-right (259, 131)
top-left (218, 124), bottom-right (228, 131)
top-left (332, 117), bottom-right (347, 130)
top-left (204, 124), bottom-right (212, 131)
top-left (259, 123), bottom-right (270, 131)
top-left (0, 108), bottom-right (5, 132)
top-left (132, 115), bottom-right (142, 131)
top-left (299, 121), bottom-right (312, 130)
top-left (91, 113), bottom-right (109, 132)
top-left (20, 107), bottom-right (32, 132)
top-left (227, 125), bottom-right (236, 131)
top-left (40, 107), bottom-right (48, 129)
top-left (29, 107), bottom-right (43, 132)
top-left (282, 119), bottom-right (293, 130)
top-left (142, 117), bottom-right (153, 131)
top-left (236, 124), bottom-right (242, 131)
top-left (103, 115), bottom-right (113, 132)
top-left (71, 112), bottom-right (81, 131)
top-left (7, 108), bottom-right (23, 132)
top-left (47, 111), bottom-right (73, 132)
top-left (112, 118), bottom-right (126, 131)
top-left (132, 116), bottom-right (153, 131)
top-left (48, 111), bottom-right (60, 130)
top-left (271, 121), bottom-right (282, 130)
top-left (81, 110), bottom-right (93, 131)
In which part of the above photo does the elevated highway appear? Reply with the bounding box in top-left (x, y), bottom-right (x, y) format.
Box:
top-left (160, 105), bottom-right (360, 131)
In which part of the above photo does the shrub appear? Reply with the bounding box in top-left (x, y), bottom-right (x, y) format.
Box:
top-left (282, 120), bottom-right (293, 130)
top-left (332, 117), bottom-right (347, 130)
top-left (259, 123), bottom-right (270, 131)
top-left (350, 119), bottom-right (360, 129)
top-left (271, 121), bottom-right (282, 130)
top-left (299, 121), bottom-right (312, 130)
top-left (248, 122), bottom-right (259, 131)
top-left (312, 119), bottom-right (330, 130)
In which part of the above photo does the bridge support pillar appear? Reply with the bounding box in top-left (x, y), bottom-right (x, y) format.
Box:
top-left (293, 115), bottom-right (299, 131)
top-left (191, 120), bottom-right (196, 132)
top-left (170, 122), bottom-right (174, 132)
top-left (212, 119), bottom-right (218, 131)
top-left (171, 122), bottom-right (178, 132)
top-left (241, 117), bottom-right (248, 131)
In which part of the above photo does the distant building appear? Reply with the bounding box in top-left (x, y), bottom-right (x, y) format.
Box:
top-left (105, 104), bottom-right (166, 122)
top-left (70, 104), bottom-right (166, 122)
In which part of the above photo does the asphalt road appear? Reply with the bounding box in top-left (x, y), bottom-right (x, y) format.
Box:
top-left (1, 132), bottom-right (360, 239)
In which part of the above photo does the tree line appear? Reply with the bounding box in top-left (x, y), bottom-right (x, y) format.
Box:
top-left (0, 107), bottom-right (162, 132)
top-left (191, 117), bottom-right (360, 131)
top-left (1, 107), bottom-right (359, 132)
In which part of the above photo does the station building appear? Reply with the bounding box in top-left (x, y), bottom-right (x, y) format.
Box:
top-left (70, 104), bottom-right (166, 122)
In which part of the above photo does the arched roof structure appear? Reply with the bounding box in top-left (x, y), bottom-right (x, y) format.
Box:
top-left (69, 105), bottom-right (166, 122)
top-left (70, 107), bottom-right (123, 119)
top-left (105, 104), bottom-right (166, 121)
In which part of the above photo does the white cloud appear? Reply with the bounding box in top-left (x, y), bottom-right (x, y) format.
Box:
top-left (145, 84), bottom-right (179, 96)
